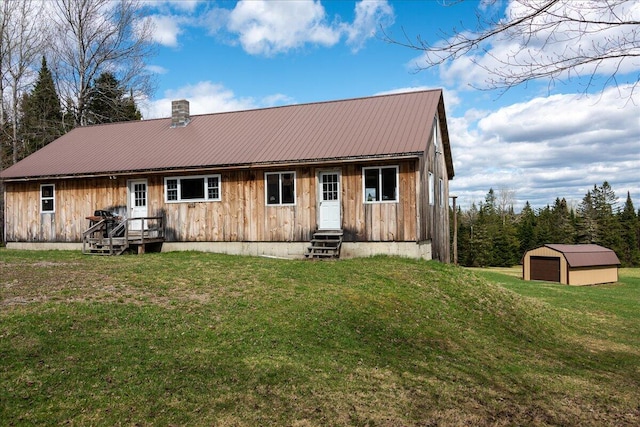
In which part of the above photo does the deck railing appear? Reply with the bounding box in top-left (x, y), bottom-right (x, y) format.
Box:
top-left (82, 216), bottom-right (165, 255)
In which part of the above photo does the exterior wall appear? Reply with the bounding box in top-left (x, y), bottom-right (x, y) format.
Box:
top-left (418, 116), bottom-right (450, 262)
top-left (568, 266), bottom-right (619, 286)
top-left (4, 179), bottom-right (127, 243)
top-left (522, 247), bottom-right (567, 283)
top-left (3, 160), bottom-right (424, 247)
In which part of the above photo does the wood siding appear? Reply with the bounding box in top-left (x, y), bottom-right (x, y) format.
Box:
top-left (417, 122), bottom-right (451, 262)
top-left (3, 160), bottom-right (440, 246)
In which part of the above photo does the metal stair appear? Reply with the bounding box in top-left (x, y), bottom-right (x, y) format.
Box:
top-left (305, 230), bottom-right (343, 259)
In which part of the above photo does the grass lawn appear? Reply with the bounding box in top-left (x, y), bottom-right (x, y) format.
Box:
top-left (1, 250), bottom-right (639, 426)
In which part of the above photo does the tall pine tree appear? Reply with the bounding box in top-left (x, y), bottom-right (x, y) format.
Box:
top-left (619, 192), bottom-right (640, 266)
top-left (19, 57), bottom-right (63, 157)
top-left (86, 72), bottom-right (142, 124)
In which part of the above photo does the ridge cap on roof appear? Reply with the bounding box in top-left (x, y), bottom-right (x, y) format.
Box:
top-left (181, 89), bottom-right (444, 121)
top-left (544, 243), bottom-right (611, 252)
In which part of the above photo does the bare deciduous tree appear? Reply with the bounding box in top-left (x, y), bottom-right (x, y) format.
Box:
top-left (0, 0), bottom-right (45, 164)
top-left (497, 187), bottom-right (516, 224)
top-left (388, 0), bottom-right (640, 97)
top-left (50, 0), bottom-right (155, 127)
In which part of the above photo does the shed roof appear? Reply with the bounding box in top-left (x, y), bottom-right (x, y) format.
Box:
top-left (0, 89), bottom-right (453, 181)
top-left (545, 244), bottom-right (621, 267)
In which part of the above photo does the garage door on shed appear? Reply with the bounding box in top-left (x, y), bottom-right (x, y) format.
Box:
top-left (530, 256), bottom-right (560, 282)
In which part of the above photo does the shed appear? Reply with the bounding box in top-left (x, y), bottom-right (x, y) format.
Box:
top-left (523, 244), bottom-right (620, 285)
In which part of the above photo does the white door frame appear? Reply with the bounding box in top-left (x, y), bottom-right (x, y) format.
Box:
top-left (127, 179), bottom-right (148, 231)
top-left (318, 170), bottom-right (341, 230)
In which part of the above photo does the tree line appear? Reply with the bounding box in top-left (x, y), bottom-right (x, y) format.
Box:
top-left (451, 183), bottom-right (640, 267)
top-left (0, 0), bottom-right (152, 169)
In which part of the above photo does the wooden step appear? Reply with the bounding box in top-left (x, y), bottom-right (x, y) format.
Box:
top-left (305, 230), bottom-right (343, 259)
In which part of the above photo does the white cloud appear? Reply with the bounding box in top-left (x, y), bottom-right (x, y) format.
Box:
top-left (226, 0), bottom-right (340, 55)
top-left (449, 85), bottom-right (640, 209)
top-left (146, 64), bottom-right (168, 75)
top-left (147, 14), bottom-right (183, 47)
top-left (345, 0), bottom-right (394, 51)
top-left (141, 81), bottom-right (258, 119)
top-left (143, 1), bottom-right (394, 56)
top-left (139, 81), bottom-right (297, 119)
top-left (223, 0), bottom-right (393, 56)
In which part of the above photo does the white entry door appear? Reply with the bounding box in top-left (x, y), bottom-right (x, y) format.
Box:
top-left (318, 171), bottom-right (341, 230)
top-left (128, 179), bottom-right (148, 231)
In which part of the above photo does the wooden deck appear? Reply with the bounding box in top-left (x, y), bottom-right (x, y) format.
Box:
top-left (82, 217), bottom-right (165, 255)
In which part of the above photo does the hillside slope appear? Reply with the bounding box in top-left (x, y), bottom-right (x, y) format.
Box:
top-left (1, 251), bottom-right (638, 425)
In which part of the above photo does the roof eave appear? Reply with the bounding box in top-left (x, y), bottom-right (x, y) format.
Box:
top-left (0, 152), bottom-right (424, 182)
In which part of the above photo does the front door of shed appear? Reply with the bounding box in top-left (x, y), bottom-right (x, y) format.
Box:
top-left (530, 256), bottom-right (560, 282)
top-left (318, 171), bottom-right (341, 230)
top-left (128, 179), bottom-right (148, 231)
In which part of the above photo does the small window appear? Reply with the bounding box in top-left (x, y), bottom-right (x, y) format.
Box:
top-left (363, 166), bottom-right (398, 203)
top-left (40, 184), bottom-right (55, 212)
top-left (439, 178), bottom-right (444, 207)
top-left (164, 175), bottom-right (221, 202)
top-left (432, 117), bottom-right (439, 147)
top-left (428, 172), bottom-right (434, 206)
top-left (266, 172), bottom-right (296, 205)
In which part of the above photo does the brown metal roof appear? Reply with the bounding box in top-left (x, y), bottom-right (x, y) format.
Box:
top-left (545, 244), bottom-right (621, 267)
top-left (0, 89), bottom-right (454, 180)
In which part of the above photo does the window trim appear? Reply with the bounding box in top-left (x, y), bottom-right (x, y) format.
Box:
top-left (265, 171), bottom-right (297, 206)
top-left (164, 174), bottom-right (221, 203)
top-left (40, 184), bottom-right (55, 213)
top-left (362, 165), bottom-right (399, 204)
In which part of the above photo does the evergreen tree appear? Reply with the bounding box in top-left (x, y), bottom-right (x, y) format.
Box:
top-left (458, 203), bottom-right (479, 267)
top-left (19, 57), bottom-right (63, 157)
top-left (592, 181), bottom-right (622, 251)
top-left (534, 205), bottom-right (554, 247)
top-left (619, 192), bottom-right (640, 266)
top-left (86, 72), bottom-right (142, 124)
top-left (517, 201), bottom-right (536, 255)
top-left (550, 198), bottom-right (577, 244)
top-left (576, 192), bottom-right (598, 243)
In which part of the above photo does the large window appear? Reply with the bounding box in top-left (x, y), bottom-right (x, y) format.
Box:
top-left (266, 172), bottom-right (296, 205)
top-left (40, 184), bottom-right (55, 213)
top-left (363, 166), bottom-right (398, 203)
top-left (164, 175), bottom-right (221, 202)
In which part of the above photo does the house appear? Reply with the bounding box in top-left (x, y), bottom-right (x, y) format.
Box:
top-left (0, 90), bottom-right (455, 260)
top-left (523, 244), bottom-right (620, 285)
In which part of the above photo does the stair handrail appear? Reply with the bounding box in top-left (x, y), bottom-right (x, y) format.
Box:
top-left (82, 219), bottom-right (107, 254)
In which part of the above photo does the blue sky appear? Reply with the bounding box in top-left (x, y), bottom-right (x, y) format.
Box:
top-left (139, 0), bottom-right (640, 211)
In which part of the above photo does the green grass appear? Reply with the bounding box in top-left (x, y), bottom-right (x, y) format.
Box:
top-left (1, 250), bottom-right (639, 426)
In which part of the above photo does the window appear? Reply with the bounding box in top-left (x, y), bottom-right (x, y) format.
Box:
top-left (439, 178), bottom-right (444, 207)
top-left (266, 172), bottom-right (296, 205)
top-left (428, 172), bottom-right (434, 205)
top-left (432, 117), bottom-right (439, 147)
top-left (164, 175), bottom-right (221, 202)
top-left (363, 166), bottom-right (398, 203)
top-left (40, 184), bottom-right (55, 212)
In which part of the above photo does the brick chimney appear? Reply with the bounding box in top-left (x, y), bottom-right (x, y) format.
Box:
top-left (171, 99), bottom-right (190, 127)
